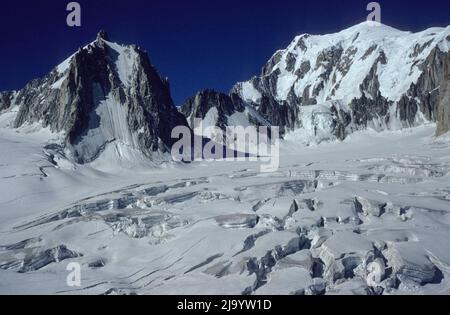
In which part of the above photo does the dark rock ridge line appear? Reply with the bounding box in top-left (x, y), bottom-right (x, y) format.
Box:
top-left (180, 89), bottom-right (269, 133)
top-left (0, 31), bottom-right (189, 163)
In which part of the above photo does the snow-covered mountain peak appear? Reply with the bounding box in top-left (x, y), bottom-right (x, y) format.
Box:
top-left (0, 31), bottom-right (189, 164)
top-left (96, 30), bottom-right (110, 42)
top-left (230, 22), bottom-right (450, 141)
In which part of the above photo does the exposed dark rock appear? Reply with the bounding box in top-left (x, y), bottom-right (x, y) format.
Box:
top-left (89, 258), bottom-right (106, 268)
top-left (180, 89), bottom-right (245, 131)
top-left (285, 52), bottom-right (297, 73)
top-left (350, 93), bottom-right (391, 128)
top-left (257, 95), bottom-right (298, 134)
top-left (316, 45), bottom-right (344, 81)
top-left (231, 26), bottom-right (450, 139)
top-left (0, 245), bottom-right (82, 273)
top-left (295, 35), bottom-right (309, 51)
top-left (0, 91), bottom-right (16, 111)
top-left (330, 104), bottom-right (352, 140)
top-left (295, 61), bottom-right (311, 79)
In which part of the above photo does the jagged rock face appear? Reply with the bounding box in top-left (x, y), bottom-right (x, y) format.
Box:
top-left (181, 89), bottom-right (268, 135)
top-left (4, 31), bottom-right (188, 163)
top-left (256, 95), bottom-right (298, 136)
top-left (421, 47), bottom-right (450, 136)
top-left (0, 91), bottom-right (16, 112)
top-left (233, 22), bottom-right (450, 140)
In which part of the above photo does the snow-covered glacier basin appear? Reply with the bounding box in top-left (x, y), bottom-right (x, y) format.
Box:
top-left (1, 124), bottom-right (450, 295)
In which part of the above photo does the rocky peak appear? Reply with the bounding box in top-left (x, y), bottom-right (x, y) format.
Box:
top-left (233, 23), bottom-right (450, 140)
top-left (96, 30), bottom-right (109, 42)
top-left (181, 89), bottom-right (243, 130)
top-left (5, 31), bottom-right (189, 163)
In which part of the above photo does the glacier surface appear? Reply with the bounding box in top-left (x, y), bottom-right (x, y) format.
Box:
top-left (1, 120), bottom-right (449, 295)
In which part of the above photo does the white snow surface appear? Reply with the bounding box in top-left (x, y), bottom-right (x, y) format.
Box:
top-left (1, 120), bottom-right (450, 295)
top-left (1, 24), bottom-right (450, 295)
top-left (73, 85), bottom-right (131, 158)
top-left (239, 22), bottom-right (450, 104)
top-left (54, 38), bottom-right (139, 89)
top-left (191, 105), bottom-right (270, 149)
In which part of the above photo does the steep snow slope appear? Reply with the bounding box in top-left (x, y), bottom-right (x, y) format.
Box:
top-left (0, 31), bottom-right (189, 164)
top-left (233, 22), bottom-right (450, 140)
top-left (181, 90), bottom-right (269, 146)
top-left (241, 23), bottom-right (448, 103)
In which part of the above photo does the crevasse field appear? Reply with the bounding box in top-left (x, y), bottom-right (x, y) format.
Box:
top-left (1, 110), bottom-right (450, 294)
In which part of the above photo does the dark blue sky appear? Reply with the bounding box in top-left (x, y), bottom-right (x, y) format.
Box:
top-left (1, 0), bottom-right (450, 105)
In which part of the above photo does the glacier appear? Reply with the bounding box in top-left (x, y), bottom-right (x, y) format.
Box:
top-left (0, 119), bottom-right (450, 294)
top-left (0, 24), bottom-right (450, 295)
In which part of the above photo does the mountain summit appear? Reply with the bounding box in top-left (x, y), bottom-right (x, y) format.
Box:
top-left (0, 31), bottom-right (188, 163)
top-left (230, 22), bottom-right (450, 141)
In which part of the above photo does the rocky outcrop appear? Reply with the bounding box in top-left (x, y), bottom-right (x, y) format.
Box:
top-left (420, 47), bottom-right (450, 136)
top-left (3, 31), bottom-right (188, 163)
top-left (437, 87), bottom-right (450, 136)
top-left (395, 46), bottom-right (450, 135)
top-left (0, 91), bottom-right (16, 112)
top-left (2, 23), bottom-right (450, 163)
top-left (181, 89), bottom-right (268, 134)
top-left (231, 80), bottom-right (298, 136)
top-left (255, 95), bottom-right (298, 135)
